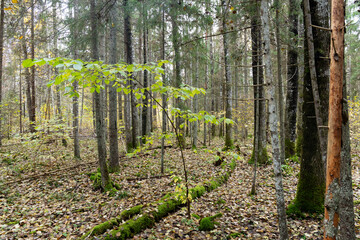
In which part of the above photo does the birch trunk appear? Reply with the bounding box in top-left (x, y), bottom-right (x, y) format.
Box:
top-left (260, 0), bottom-right (288, 238)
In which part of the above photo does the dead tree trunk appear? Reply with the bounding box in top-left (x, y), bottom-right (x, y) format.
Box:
top-left (324, 0), bottom-right (345, 238)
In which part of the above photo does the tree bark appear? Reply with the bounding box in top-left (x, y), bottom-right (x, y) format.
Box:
top-left (124, 0), bottom-right (136, 151)
top-left (303, 0), bottom-right (327, 166)
top-left (72, 0), bottom-right (80, 159)
top-left (0, 0), bottom-right (4, 145)
top-left (30, 0), bottom-right (36, 132)
top-left (90, 0), bottom-right (111, 190)
top-left (290, 0), bottom-right (329, 214)
top-left (275, 0), bottom-right (285, 164)
top-left (142, 2), bottom-right (150, 140)
top-left (160, 4), bottom-right (166, 174)
top-left (338, 65), bottom-right (356, 239)
top-left (222, 0), bottom-right (233, 149)
top-left (251, 0), bottom-right (267, 164)
top-left (108, 1), bottom-right (119, 172)
top-left (285, 0), bottom-right (299, 158)
top-left (324, 0), bottom-right (345, 238)
top-left (260, 0), bottom-right (288, 238)
top-left (192, 49), bottom-right (198, 149)
top-left (170, 0), bottom-right (185, 147)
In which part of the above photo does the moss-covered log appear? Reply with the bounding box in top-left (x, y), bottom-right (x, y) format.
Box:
top-left (80, 205), bottom-right (144, 239)
top-left (81, 158), bottom-right (237, 240)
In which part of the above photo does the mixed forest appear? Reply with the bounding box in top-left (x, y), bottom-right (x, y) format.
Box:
top-left (0, 0), bottom-right (360, 239)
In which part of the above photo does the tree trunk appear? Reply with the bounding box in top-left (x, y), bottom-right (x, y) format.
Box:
top-left (324, 0), bottom-right (345, 237)
top-left (108, 2), bottom-right (119, 172)
top-left (260, 0), bottom-right (288, 238)
top-left (289, 0), bottom-right (329, 215)
top-left (30, 0), bottom-right (36, 133)
top-left (303, 0), bottom-right (327, 166)
top-left (192, 50), bottom-right (198, 149)
top-left (90, 0), bottom-right (111, 190)
top-left (0, 0), bottom-right (4, 145)
top-left (160, 4), bottom-right (166, 174)
top-left (170, 0), bottom-right (185, 147)
top-left (142, 3), bottom-right (150, 141)
top-left (275, 0), bottom-right (285, 164)
top-left (72, 0), bottom-right (80, 159)
top-left (222, 0), bottom-right (233, 149)
top-left (284, 0), bottom-right (299, 158)
top-left (338, 63), bottom-right (356, 239)
top-left (123, 0), bottom-right (135, 152)
top-left (251, 0), bottom-right (268, 164)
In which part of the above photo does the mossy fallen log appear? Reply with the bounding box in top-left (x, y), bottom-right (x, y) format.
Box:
top-left (79, 205), bottom-right (144, 239)
top-left (80, 158), bottom-right (237, 240)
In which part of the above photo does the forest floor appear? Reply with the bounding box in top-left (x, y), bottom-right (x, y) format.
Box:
top-left (0, 134), bottom-right (359, 239)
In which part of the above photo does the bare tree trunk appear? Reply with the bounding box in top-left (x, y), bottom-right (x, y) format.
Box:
top-left (222, 0), bottom-right (233, 149)
top-left (123, 0), bottom-right (133, 152)
top-left (303, 0), bottom-right (327, 166)
top-left (284, 0), bottom-right (299, 158)
top-left (30, 0), bottom-right (36, 133)
top-left (0, 0), bottom-right (4, 144)
top-left (338, 63), bottom-right (356, 239)
top-left (170, 0), bottom-right (185, 147)
top-left (108, 2), bottom-right (120, 172)
top-left (91, 0), bottom-right (110, 190)
top-left (192, 49), bottom-right (198, 149)
top-left (324, 0), bottom-right (345, 237)
top-left (72, 0), bottom-right (80, 159)
top-left (142, 2), bottom-right (150, 140)
top-left (251, 0), bottom-right (267, 164)
top-left (261, 0), bottom-right (288, 238)
top-left (275, 0), bottom-right (285, 164)
top-left (160, 4), bottom-right (166, 174)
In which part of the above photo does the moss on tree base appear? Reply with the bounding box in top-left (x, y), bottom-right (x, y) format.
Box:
top-left (248, 147), bottom-right (269, 164)
top-left (89, 171), bottom-right (122, 194)
top-left (285, 138), bottom-right (296, 159)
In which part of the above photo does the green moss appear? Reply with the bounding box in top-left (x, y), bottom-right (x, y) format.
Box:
top-left (90, 172), bottom-right (102, 190)
top-left (92, 218), bottom-right (118, 235)
top-left (108, 165), bottom-right (120, 173)
top-left (285, 138), bottom-right (296, 159)
top-left (107, 215), bottom-right (155, 240)
top-left (120, 205), bottom-right (143, 220)
top-left (354, 200), bottom-right (360, 205)
top-left (153, 199), bottom-right (179, 221)
top-left (248, 147), bottom-right (269, 165)
top-left (198, 213), bottom-right (222, 231)
top-left (295, 131), bottom-right (303, 157)
top-left (190, 185), bottom-right (206, 198)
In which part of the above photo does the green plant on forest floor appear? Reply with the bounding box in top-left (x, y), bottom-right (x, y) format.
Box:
top-left (198, 213), bottom-right (222, 231)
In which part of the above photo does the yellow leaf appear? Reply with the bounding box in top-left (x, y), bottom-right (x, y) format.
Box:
top-left (12, 0), bottom-right (18, 3)
top-left (230, 6), bottom-right (234, 11)
top-left (5, 7), bottom-right (12, 10)
top-left (19, 36), bottom-right (23, 39)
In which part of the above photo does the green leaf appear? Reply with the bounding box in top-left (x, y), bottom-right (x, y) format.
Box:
top-left (22, 59), bottom-right (33, 68)
top-left (73, 63), bottom-right (82, 71)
